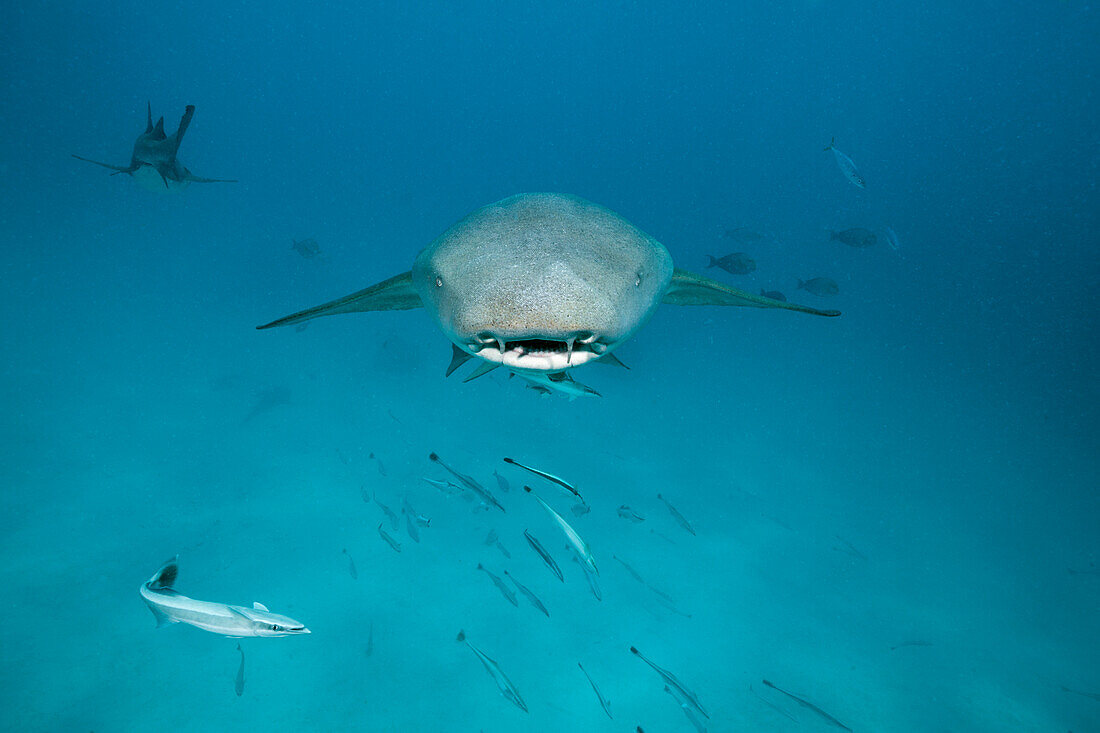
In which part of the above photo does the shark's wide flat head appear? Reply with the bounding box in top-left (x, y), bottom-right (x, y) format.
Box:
top-left (258, 193), bottom-right (838, 383)
top-left (73, 103), bottom-right (236, 190)
top-left (411, 194), bottom-right (673, 371)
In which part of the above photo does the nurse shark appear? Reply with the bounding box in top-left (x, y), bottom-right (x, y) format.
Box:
top-left (258, 193), bottom-right (839, 387)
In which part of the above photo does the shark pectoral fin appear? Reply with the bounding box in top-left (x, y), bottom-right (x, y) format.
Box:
top-left (595, 352), bottom-right (629, 369)
top-left (662, 268), bottom-right (840, 317)
top-left (172, 105), bottom-right (195, 153)
top-left (252, 602), bottom-right (269, 611)
top-left (147, 604), bottom-right (177, 629)
top-left (257, 271), bottom-right (423, 330)
top-left (71, 154), bottom-right (137, 174)
top-left (446, 344), bottom-right (474, 377)
top-left (462, 361), bottom-right (501, 383)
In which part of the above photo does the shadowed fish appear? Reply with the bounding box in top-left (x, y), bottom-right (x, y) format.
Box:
top-left (570, 550), bottom-right (602, 601)
top-left (761, 679), bottom-right (851, 731)
top-left (342, 548), bottom-right (358, 580)
top-left (373, 492), bottom-right (400, 531)
top-left (657, 493), bottom-right (696, 536)
top-left (890, 640), bottom-right (932, 651)
top-left (377, 523), bottom-right (401, 553)
top-left (484, 530), bottom-right (511, 559)
top-left (365, 621), bottom-right (374, 656)
top-left (524, 530), bottom-right (563, 582)
top-left (578, 663), bottom-right (613, 719)
top-left (503, 457), bottom-right (584, 503)
top-left (369, 452), bottom-right (387, 476)
top-left (140, 557), bottom-right (309, 637)
top-left (456, 630), bottom-right (528, 713)
top-left (242, 386), bottom-right (292, 424)
top-left (830, 228), bottom-right (877, 247)
top-left (429, 453), bottom-right (504, 512)
top-left (797, 277), bottom-right (839, 297)
top-left (73, 103), bottom-right (236, 191)
top-left (749, 683), bottom-right (798, 723)
top-left (1060, 685), bottom-right (1100, 701)
top-left (706, 252), bottom-right (756, 275)
top-left (402, 495), bottom-right (421, 543)
top-left (617, 506), bottom-right (645, 523)
top-left (824, 138), bottom-right (865, 189)
top-left (292, 238), bottom-right (322, 259)
top-left (235, 644), bottom-right (245, 696)
top-left (883, 226), bottom-right (901, 252)
top-left (493, 470), bottom-right (511, 493)
top-left (759, 289), bottom-right (786, 302)
top-left (477, 563), bottom-right (518, 607)
top-left (525, 485), bottom-right (597, 575)
top-left (630, 646), bottom-right (708, 719)
top-left (665, 685), bottom-right (707, 733)
top-left (504, 571), bottom-right (550, 617)
top-left (258, 194), bottom-right (839, 391)
top-left (570, 502), bottom-right (590, 517)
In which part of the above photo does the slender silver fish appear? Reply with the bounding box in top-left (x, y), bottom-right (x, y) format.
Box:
top-left (477, 563), bottom-right (518, 607)
top-left (234, 643), bottom-right (245, 696)
top-left (342, 548), bottom-right (358, 580)
top-left (456, 630), bottom-right (528, 713)
top-left (571, 550), bottom-right (602, 601)
top-left (422, 477), bottom-right (465, 497)
top-left (524, 530), bottom-right (563, 582)
top-left (377, 523), bottom-right (402, 553)
top-left (503, 457), bottom-right (585, 503)
top-left (824, 137), bottom-right (865, 189)
top-left (657, 493), bottom-right (696, 536)
top-left (664, 685), bottom-right (706, 733)
top-left (140, 557), bottom-right (310, 637)
top-left (365, 621), bottom-right (374, 656)
top-left (1060, 685), bottom-right (1100, 701)
top-left (430, 453), bottom-right (505, 512)
top-left (749, 683), bottom-right (798, 723)
top-left (402, 495), bottom-right (421, 543)
top-left (504, 570), bottom-right (550, 617)
top-left (761, 679), bottom-right (851, 731)
top-left (884, 226), bottom-right (901, 252)
top-left (617, 505), bottom-right (645, 522)
top-left (578, 663), bottom-right (613, 719)
top-left (525, 485), bottom-right (597, 575)
top-left (630, 647), bottom-right (708, 719)
top-left (493, 470), bottom-right (511, 493)
top-left (484, 530), bottom-right (511, 559)
top-left (374, 492), bottom-right (400, 531)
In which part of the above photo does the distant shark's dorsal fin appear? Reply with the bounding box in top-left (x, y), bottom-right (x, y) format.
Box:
top-left (252, 602), bottom-right (269, 612)
top-left (172, 105), bottom-right (196, 154)
top-left (462, 361), bottom-right (501, 383)
top-left (662, 268), bottom-right (840, 317)
top-left (145, 101), bottom-right (154, 133)
top-left (256, 271), bottom-right (424, 330)
top-left (152, 116), bottom-right (167, 140)
top-left (446, 344), bottom-right (474, 377)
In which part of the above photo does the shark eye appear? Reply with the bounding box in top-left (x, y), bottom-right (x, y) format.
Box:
top-left (435, 276), bottom-right (443, 288)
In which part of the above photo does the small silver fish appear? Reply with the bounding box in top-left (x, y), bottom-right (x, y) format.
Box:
top-left (377, 523), bottom-right (401, 553)
top-left (617, 505), bottom-right (645, 523)
top-left (430, 453), bottom-right (505, 512)
top-left (884, 226), bottom-right (901, 252)
top-left (797, 277), bottom-right (840, 297)
top-left (664, 685), bottom-right (707, 733)
top-left (657, 493), bottom-right (696, 536)
top-left (234, 643), bottom-right (245, 696)
top-left (524, 530), bottom-right (562, 581)
top-left (402, 495), bottom-right (421, 543)
top-left (422, 477), bottom-right (464, 496)
top-left (373, 492), bottom-right (400, 531)
top-left (365, 621), bottom-right (374, 656)
top-left (571, 502), bottom-right (591, 517)
top-left (571, 552), bottom-right (602, 601)
top-left (484, 530), bottom-right (511, 559)
top-left (477, 563), bottom-right (518, 607)
top-left (526, 485), bottom-right (598, 575)
top-left (502, 457), bottom-right (584, 503)
top-left (631, 647), bottom-right (708, 719)
top-left (369, 451), bottom-right (387, 476)
top-left (504, 570), bottom-right (550, 617)
top-left (493, 470), bottom-right (511, 493)
top-left (578, 662), bottom-right (613, 719)
top-left (456, 630), bottom-right (528, 713)
top-left (824, 137), bottom-right (865, 188)
top-left (342, 548), bottom-right (358, 580)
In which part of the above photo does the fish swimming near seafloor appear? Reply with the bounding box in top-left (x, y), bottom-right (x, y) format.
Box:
top-left (761, 679), bottom-right (852, 731)
top-left (657, 493), bottom-right (696, 536)
top-left (578, 663), bottom-right (613, 719)
top-left (140, 557), bottom-right (310, 637)
top-left (525, 485), bottom-right (597, 575)
top-left (830, 228), bottom-right (877, 248)
top-left (630, 646), bottom-right (708, 719)
top-left (74, 103), bottom-right (236, 191)
top-left (234, 644), bottom-right (245, 696)
top-left (706, 252), bottom-right (756, 275)
top-left (456, 630), bottom-right (528, 713)
top-left (258, 194), bottom-right (839, 389)
top-left (524, 530), bottom-right (564, 582)
top-left (797, 277), bottom-right (840, 297)
top-left (824, 138), bottom-right (865, 189)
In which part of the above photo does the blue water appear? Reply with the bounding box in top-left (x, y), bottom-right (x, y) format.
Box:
top-left (2, 2), bottom-right (1098, 731)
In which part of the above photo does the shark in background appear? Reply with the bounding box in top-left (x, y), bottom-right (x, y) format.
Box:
top-left (140, 557), bottom-right (309, 637)
top-left (73, 103), bottom-right (236, 191)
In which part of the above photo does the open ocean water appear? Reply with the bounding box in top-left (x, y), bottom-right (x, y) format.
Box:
top-left (1, 2), bottom-right (1098, 731)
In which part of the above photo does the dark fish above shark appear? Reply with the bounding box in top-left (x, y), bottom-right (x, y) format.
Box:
top-left (258, 194), bottom-right (839, 389)
top-left (73, 103), bottom-right (236, 191)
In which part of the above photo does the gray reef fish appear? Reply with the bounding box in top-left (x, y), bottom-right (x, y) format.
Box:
top-left (258, 194), bottom-right (839, 389)
top-left (456, 630), bottom-right (528, 713)
top-left (824, 137), bottom-right (865, 189)
top-left (705, 252), bottom-right (756, 275)
top-left (797, 277), bottom-right (840, 297)
top-left (830, 228), bottom-right (877, 247)
top-left (292, 238), bottom-right (322, 259)
top-left (492, 470), bottom-right (511, 493)
top-left (760, 289), bottom-right (787, 302)
top-left (578, 662), bottom-right (613, 719)
top-left (140, 557), bottom-right (309, 637)
top-left (234, 643), bottom-right (245, 696)
top-left (74, 103), bottom-right (236, 191)
top-left (571, 551), bottom-right (602, 601)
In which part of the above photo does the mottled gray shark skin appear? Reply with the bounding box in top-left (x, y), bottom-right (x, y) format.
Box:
top-left (257, 193), bottom-right (839, 374)
top-left (73, 103), bottom-right (236, 191)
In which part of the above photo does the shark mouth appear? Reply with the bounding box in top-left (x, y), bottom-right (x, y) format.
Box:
top-left (466, 331), bottom-right (609, 371)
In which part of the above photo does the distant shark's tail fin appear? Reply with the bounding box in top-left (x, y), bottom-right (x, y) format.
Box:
top-left (823, 137), bottom-right (836, 151)
top-left (705, 255), bottom-right (717, 268)
top-left (172, 105), bottom-right (195, 153)
top-left (148, 556), bottom-right (180, 590)
top-left (456, 629), bottom-right (466, 643)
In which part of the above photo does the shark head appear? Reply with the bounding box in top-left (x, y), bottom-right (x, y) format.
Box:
top-left (411, 194), bottom-right (674, 372)
top-left (232, 603), bottom-right (311, 637)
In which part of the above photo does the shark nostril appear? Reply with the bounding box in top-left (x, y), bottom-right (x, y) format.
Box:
top-left (475, 331), bottom-right (497, 344)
